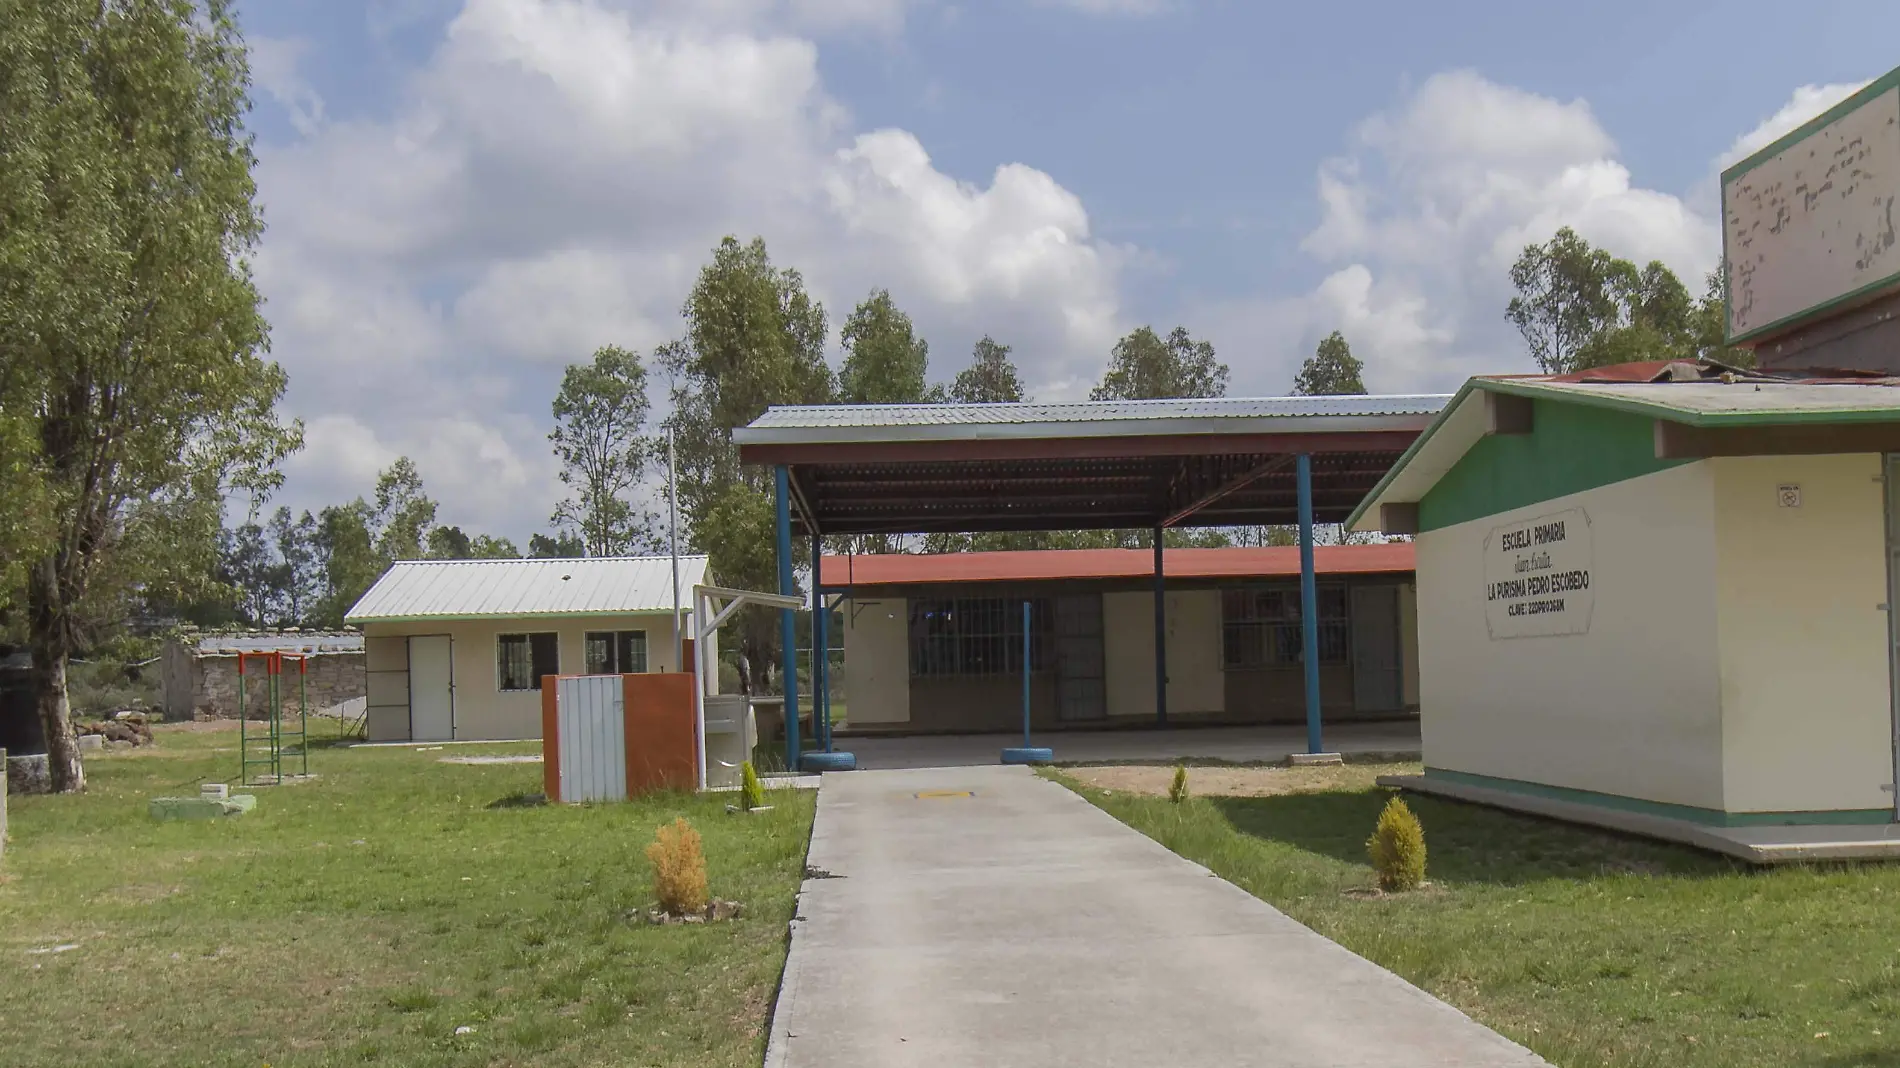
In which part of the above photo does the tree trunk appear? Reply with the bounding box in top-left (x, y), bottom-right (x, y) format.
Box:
top-left (28, 561), bottom-right (85, 793)
top-left (29, 626), bottom-right (85, 794)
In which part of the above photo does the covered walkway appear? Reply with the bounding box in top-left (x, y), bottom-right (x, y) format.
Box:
top-left (766, 765), bottom-right (1547, 1067)
top-left (734, 396), bottom-right (1446, 768)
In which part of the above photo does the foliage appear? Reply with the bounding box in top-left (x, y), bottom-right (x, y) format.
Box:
top-left (1091, 325), bottom-right (1229, 400)
top-left (660, 236), bottom-right (834, 692)
top-left (369, 457), bottom-right (437, 563)
top-left (740, 760), bottom-right (766, 812)
top-left (1168, 765), bottom-right (1189, 804)
top-left (0, 725), bottom-right (815, 1066)
top-left (1506, 227), bottom-right (1736, 375)
top-left (949, 335), bottom-right (1026, 403)
top-left (529, 531), bottom-right (586, 558)
top-left (1292, 331), bottom-right (1367, 395)
top-left (838, 289), bottom-right (936, 405)
top-left (549, 344), bottom-right (656, 556)
top-left (1366, 795), bottom-right (1427, 891)
top-left (645, 817), bottom-right (711, 916)
top-left (1, 0), bottom-right (303, 791)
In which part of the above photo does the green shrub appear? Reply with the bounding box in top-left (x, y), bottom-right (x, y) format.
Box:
top-left (739, 760), bottom-right (765, 811)
top-left (1167, 765), bottom-right (1189, 804)
top-left (1367, 795), bottom-right (1427, 891)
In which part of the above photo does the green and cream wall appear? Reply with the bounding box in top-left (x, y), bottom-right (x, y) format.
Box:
top-left (1413, 399), bottom-right (1893, 824)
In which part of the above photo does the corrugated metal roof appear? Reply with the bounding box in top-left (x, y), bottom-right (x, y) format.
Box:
top-left (345, 555), bottom-right (710, 623)
top-left (736, 395), bottom-right (1450, 443)
top-left (1346, 370), bottom-right (1900, 533)
top-left (818, 544), bottom-right (1414, 587)
top-left (1494, 379), bottom-right (1900, 420)
top-left (192, 633), bottom-right (363, 656)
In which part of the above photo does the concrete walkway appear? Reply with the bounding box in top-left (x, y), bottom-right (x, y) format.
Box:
top-left (841, 720), bottom-right (1421, 771)
top-left (767, 765), bottom-right (1548, 1068)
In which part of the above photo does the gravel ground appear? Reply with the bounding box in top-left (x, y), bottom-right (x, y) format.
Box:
top-left (1062, 762), bottom-right (1421, 798)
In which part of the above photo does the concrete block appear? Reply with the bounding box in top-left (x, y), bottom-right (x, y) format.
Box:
top-left (76, 734), bottom-right (104, 752)
top-left (1287, 752), bottom-right (1344, 767)
top-left (149, 794), bottom-right (257, 821)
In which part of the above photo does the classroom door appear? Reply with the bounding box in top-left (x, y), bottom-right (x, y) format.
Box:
top-left (409, 635), bottom-right (455, 741)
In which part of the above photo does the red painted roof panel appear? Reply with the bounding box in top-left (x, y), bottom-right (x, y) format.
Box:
top-left (818, 544), bottom-right (1414, 588)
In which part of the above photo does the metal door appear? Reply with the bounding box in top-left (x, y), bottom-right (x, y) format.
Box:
top-left (1887, 455), bottom-right (1900, 819)
top-left (408, 635), bottom-right (455, 741)
top-left (1055, 594), bottom-right (1106, 722)
top-left (1350, 585), bottom-right (1404, 712)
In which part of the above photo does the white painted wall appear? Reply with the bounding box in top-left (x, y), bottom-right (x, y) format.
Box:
top-left (1103, 590), bottom-right (1225, 718)
top-left (361, 612), bottom-right (691, 741)
top-left (840, 597), bottom-right (910, 725)
top-left (1712, 453), bottom-right (1892, 814)
top-left (1417, 463), bottom-right (1729, 810)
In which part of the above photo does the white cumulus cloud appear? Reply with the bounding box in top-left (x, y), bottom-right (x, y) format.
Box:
top-left (1200, 71), bottom-right (1869, 396)
top-left (255, 0), bottom-right (1129, 540)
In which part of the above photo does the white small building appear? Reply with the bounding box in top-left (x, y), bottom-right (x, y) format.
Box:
top-left (1351, 365), bottom-right (1900, 844)
top-left (344, 555), bottom-right (709, 742)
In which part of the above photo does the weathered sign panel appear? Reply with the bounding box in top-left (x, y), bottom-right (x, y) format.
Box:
top-left (1483, 508), bottom-right (1594, 640)
top-left (1723, 81), bottom-right (1900, 344)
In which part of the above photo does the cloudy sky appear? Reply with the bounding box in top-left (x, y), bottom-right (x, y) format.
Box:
top-left (239, 0), bottom-right (1898, 543)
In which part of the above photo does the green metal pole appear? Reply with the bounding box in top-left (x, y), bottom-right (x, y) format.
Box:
top-left (238, 662), bottom-right (248, 785)
top-left (270, 668), bottom-right (282, 782)
top-left (298, 659), bottom-right (309, 776)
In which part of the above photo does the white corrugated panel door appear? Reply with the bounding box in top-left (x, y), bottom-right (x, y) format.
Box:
top-left (556, 676), bottom-right (626, 802)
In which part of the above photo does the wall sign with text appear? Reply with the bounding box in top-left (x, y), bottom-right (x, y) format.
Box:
top-left (1483, 507), bottom-right (1594, 639)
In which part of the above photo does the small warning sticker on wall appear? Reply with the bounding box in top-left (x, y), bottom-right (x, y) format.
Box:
top-left (1777, 484), bottom-right (1802, 508)
top-left (1483, 507), bottom-right (1594, 640)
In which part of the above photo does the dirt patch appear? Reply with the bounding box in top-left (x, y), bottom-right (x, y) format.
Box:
top-left (1065, 761), bottom-right (1420, 798)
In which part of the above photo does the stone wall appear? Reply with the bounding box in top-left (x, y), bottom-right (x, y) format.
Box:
top-left (190, 653), bottom-right (366, 720)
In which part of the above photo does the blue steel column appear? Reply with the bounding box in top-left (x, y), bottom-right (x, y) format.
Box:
top-left (1022, 600), bottom-right (1033, 749)
top-left (811, 530), bottom-right (830, 753)
top-left (1153, 527), bottom-right (1167, 726)
top-left (1297, 454), bottom-right (1323, 754)
top-left (775, 466), bottom-right (801, 769)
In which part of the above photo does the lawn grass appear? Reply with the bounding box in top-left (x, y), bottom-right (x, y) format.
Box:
top-left (1053, 767), bottom-right (1900, 1068)
top-left (1, 721), bottom-right (815, 1068)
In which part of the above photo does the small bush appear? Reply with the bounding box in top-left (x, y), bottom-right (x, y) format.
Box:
top-left (1367, 795), bottom-right (1427, 891)
top-left (739, 760), bottom-right (765, 811)
top-left (645, 817), bottom-right (709, 916)
top-left (1167, 765), bottom-right (1189, 804)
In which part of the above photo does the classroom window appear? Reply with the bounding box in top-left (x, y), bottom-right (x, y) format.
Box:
top-left (1220, 585), bottom-right (1349, 668)
top-left (497, 632), bottom-right (559, 691)
top-left (909, 597), bottom-right (1051, 678)
top-left (584, 630), bottom-right (648, 674)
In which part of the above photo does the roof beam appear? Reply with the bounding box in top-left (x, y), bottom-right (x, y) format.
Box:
top-left (743, 431), bottom-right (1420, 466)
top-left (1160, 455), bottom-right (1295, 528)
top-left (1653, 418), bottom-right (1900, 458)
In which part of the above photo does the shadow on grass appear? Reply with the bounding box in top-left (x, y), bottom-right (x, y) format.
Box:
top-left (1205, 789), bottom-right (1742, 887)
top-left (1817, 1051), bottom-right (1900, 1068)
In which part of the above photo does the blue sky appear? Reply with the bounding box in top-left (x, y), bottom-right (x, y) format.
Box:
top-left (236, 0), bottom-right (1900, 541)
